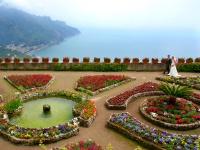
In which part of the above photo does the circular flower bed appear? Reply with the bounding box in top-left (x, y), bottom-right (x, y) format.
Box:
top-left (140, 96), bottom-right (200, 130)
top-left (0, 90), bottom-right (97, 145)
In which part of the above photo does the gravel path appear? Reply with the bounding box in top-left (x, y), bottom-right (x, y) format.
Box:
top-left (0, 71), bottom-right (199, 150)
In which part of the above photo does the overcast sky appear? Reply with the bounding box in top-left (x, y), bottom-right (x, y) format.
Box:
top-left (1, 0), bottom-right (200, 30)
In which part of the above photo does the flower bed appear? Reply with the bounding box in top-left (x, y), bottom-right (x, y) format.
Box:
top-left (155, 76), bottom-right (200, 90)
top-left (107, 112), bottom-right (199, 150)
top-left (51, 139), bottom-right (103, 150)
top-left (73, 100), bottom-right (97, 127)
top-left (105, 82), bottom-right (163, 109)
top-left (0, 90), bottom-right (97, 145)
top-left (75, 75), bottom-right (135, 96)
top-left (4, 74), bottom-right (55, 93)
top-left (140, 96), bottom-right (200, 130)
top-left (105, 81), bottom-right (200, 109)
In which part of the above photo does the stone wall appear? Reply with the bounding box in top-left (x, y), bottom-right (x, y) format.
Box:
top-left (0, 63), bottom-right (165, 71)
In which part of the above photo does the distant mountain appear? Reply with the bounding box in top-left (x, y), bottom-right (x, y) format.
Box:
top-left (0, 7), bottom-right (80, 47)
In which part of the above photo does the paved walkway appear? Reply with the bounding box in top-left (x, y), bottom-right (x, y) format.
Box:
top-left (0, 71), bottom-right (199, 150)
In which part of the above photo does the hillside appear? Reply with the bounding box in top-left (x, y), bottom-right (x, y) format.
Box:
top-left (0, 6), bottom-right (80, 47)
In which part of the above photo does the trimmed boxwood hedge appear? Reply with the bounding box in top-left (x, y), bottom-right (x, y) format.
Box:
top-left (53, 63), bottom-right (128, 71)
top-left (177, 63), bottom-right (200, 72)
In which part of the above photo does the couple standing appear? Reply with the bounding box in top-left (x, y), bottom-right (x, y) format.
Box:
top-left (163, 55), bottom-right (181, 77)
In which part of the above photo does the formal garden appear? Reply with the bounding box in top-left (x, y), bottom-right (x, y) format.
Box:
top-left (0, 72), bottom-right (200, 150)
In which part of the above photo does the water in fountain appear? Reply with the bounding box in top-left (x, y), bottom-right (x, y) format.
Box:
top-left (9, 97), bottom-right (76, 128)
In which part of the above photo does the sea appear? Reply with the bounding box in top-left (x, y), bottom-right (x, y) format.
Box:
top-left (33, 28), bottom-right (200, 62)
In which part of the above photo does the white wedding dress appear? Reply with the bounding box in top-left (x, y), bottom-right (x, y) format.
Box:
top-left (168, 60), bottom-right (181, 77)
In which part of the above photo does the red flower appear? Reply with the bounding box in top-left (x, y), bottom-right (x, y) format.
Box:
top-left (174, 114), bottom-right (180, 120)
top-left (176, 119), bottom-right (182, 124)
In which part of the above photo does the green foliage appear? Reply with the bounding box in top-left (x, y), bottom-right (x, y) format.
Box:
top-left (4, 98), bottom-right (22, 112)
top-left (157, 82), bottom-right (193, 98)
top-left (0, 46), bottom-right (31, 59)
top-left (70, 63), bottom-right (128, 71)
top-left (53, 62), bottom-right (128, 71)
top-left (177, 63), bottom-right (200, 72)
top-left (53, 63), bottom-right (69, 71)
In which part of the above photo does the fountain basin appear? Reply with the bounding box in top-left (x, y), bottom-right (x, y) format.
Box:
top-left (9, 97), bottom-right (76, 128)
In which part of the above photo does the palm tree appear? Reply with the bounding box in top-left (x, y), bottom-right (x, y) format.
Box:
top-left (157, 82), bottom-right (193, 104)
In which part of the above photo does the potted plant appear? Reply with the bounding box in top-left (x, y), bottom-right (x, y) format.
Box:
top-left (93, 57), bottom-right (100, 63)
top-left (132, 57), bottom-right (139, 63)
top-left (161, 58), bottom-right (167, 63)
top-left (104, 57), bottom-right (111, 63)
top-left (142, 57), bottom-right (149, 63)
top-left (32, 57), bottom-right (39, 63)
top-left (83, 57), bottom-right (90, 62)
top-left (178, 58), bottom-right (185, 63)
top-left (123, 57), bottom-right (130, 63)
top-left (72, 57), bottom-right (79, 63)
top-left (186, 57), bottom-right (193, 63)
top-left (63, 57), bottom-right (70, 63)
top-left (52, 57), bottom-right (59, 63)
top-left (114, 57), bottom-right (121, 63)
top-left (151, 58), bottom-right (158, 63)
top-left (13, 57), bottom-right (20, 63)
top-left (194, 57), bottom-right (200, 63)
top-left (42, 57), bottom-right (49, 63)
top-left (4, 57), bottom-right (12, 63)
top-left (0, 57), bottom-right (3, 63)
top-left (23, 57), bottom-right (30, 63)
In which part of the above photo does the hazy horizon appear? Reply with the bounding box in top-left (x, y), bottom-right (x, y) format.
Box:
top-left (0, 0), bottom-right (200, 33)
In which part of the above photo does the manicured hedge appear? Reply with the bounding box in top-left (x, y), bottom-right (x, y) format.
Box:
top-left (177, 63), bottom-right (200, 72)
top-left (53, 63), bottom-right (128, 71)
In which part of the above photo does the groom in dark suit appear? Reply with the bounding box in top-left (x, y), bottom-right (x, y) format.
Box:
top-left (163, 55), bottom-right (172, 74)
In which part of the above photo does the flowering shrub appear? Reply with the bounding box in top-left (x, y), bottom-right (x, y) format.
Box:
top-left (83, 56), bottom-right (90, 62)
top-left (51, 139), bottom-right (103, 150)
top-left (114, 57), bottom-right (121, 63)
top-left (13, 57), bottom-right (20, 62)
top-left (195, 57), bottom-right (200, 62)
top-left (5, 74), bottom-right (53, 91)
top-left (74, 100), bottom-right (96, 120)
top-left (104, 57), bottom-right (111, 63)
top-left (4, 57), bottom-right (12, 63)
top-left (23, 57), bottom-right (30, 62)
top-left (42, 57), bottom-right (49, 62)
top-left (151, 58), bottom-right (158, 63)
top-left (144, 96), bottom-right (200, 124)
top-left (32, 57), bottom-right (39, 62)
top-left (76, 75), bottom-right (131, 92)
top-left (132, 57), bottom-right (139, 63)
top-left (72, 57), bottom-right (79, 62)
top-left (108, 112), bottom-right (199, 150)
top-left (52, 57), bottom-right (59, 62)
top-left (161, 58), bottom-right (167, 63)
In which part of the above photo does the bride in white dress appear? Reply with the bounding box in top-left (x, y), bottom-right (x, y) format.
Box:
top-left (168, 56), bottom-right (181, 77)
